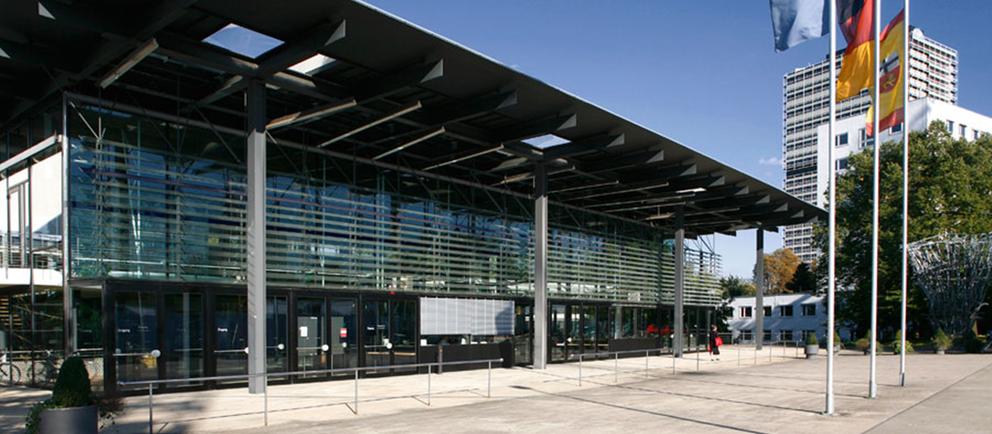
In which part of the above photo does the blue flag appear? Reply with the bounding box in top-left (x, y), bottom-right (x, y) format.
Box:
top-left (769, 0), bottom-right (831, 51)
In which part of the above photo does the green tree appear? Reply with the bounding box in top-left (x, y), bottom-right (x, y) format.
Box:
top-left (786, 262), bottom-right (818, 293)
top-left (816, 122), bottom-right (992, 339)
top-left (720, 275), bottom-right (755, 299)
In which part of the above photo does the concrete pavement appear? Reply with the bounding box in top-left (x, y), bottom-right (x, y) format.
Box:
top-left (1, 346), bottom-right (989, 433)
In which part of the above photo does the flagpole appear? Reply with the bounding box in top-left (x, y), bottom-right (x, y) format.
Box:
top-left (899, 0), bottom-right (910, 388)
top-left (869, 0), bottom-right (881, 400)
top-left (825, 0), bottom-right (838, 416)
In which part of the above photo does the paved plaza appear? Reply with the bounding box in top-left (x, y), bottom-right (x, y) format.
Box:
top-left (2, 346), bottom-right (990, 433)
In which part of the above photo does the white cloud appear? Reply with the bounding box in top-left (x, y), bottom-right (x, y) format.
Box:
top-left (758, 156), bottom-right (782, 167)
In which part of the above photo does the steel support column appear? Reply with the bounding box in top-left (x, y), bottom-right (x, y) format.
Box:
top-left (754, 228), bottom-right (765, 351)
top-left (533, 164), bottom-right (548, 369)
top-left (673, 207), bottom-right (685, 358)
top-left (246, 79), bottom-right (267, 394)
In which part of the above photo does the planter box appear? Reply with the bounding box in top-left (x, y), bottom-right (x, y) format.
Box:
top-left (39, 405), bottom-right (97, 434)
top-left (805, 345), bottom-right (820, 358)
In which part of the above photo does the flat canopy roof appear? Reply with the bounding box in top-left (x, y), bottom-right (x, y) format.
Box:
top-left (0, 0), bottom-right (824, 236)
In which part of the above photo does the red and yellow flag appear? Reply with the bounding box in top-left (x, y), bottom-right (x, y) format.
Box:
top-left (867, 11), bottom-right (906, 135)
top-left (836, 0), bottom-right (874, 101)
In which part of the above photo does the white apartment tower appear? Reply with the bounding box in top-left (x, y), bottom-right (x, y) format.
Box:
top-left (781, 28), bottom-right (958, 263)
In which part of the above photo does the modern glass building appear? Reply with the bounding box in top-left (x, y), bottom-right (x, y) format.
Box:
top-left (0, 0), bottom-right (822, 393)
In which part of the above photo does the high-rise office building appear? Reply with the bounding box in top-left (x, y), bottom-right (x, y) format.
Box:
top-left (781, 28), bottom-right (958, 263)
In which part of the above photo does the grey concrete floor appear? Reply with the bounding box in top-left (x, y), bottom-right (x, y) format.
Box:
top-left (2, 347), bottom-right (990, 433)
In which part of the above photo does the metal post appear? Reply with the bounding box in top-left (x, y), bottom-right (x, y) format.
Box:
top-left (615, 353), bottom-right (619, 382)
top-left (671, 351), bottom-right (675, 375)
top-left (354, 369), bottom-right (359, 414)
top-left (673, 208), bottom-right (685, 357)
top-left (696, 335), bottom-right (700, 371)
top-left (899, 0), bottom-right (911, 389)
top-left (869, 0), bottom-right (882, 400)
top-left (246, 79), bottom-right (268, 394)
top-left (826, 1), bottom-right (838, 413)
top-left (645, 350), bottom-right (649, 378)
top-left (578, 354), bottom-right (583, 386)
top-left (533, 165), bottom-right (548, 369)
top-left (755, 229), bottom-right (765, 352)
top-left (427, 364), bottom-right (432, 406)
top-left (147, 383), bottom-right (153, 434)
top-left (263, 375), bottom-right (268, 426)
top-left (487, 360), bottom-right (492, 398)
top-left (737, 342), bottom-right (741, 367)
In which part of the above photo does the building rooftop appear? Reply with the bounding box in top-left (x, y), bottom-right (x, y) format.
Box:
top-left (0, 0), bottom-right (824, 237)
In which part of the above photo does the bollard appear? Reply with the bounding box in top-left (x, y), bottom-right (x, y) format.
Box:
top-left (696, 341), bottom-right (700, 371)
top-left (737, 343), bottom-right (741, 367)
top-left (615, 353), bottom-right (619, 383)
top-left (578, 354), bottom-right (583, 386)
top-left (770, 343), bottom-right (773, 362)
top-left (427, 364), bottom-right (432, 406)
top-left (148, 383), bottom-right (154, 434)
top-left (354, 369), bottom-right (359, 414)
top-left (487, 361), bottom-right (492, 398)
top-left (645, 350), bottom-right (649, 378)
top-left (754, 343), bottom-right (757, 365)
top-left (672, 351), bottom-right (676, 375)
top-left (263, 375), bottom-right (268, 426)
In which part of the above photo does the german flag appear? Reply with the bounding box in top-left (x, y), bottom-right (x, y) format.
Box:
top-left (867, 10), bottom-right (906, 135)
top-left (836, 0), bottom-right (874, 101)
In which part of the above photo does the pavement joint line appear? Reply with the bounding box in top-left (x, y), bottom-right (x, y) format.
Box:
top-left (860, 357), bottom-right (992, 433)
top-left (573, 376), bottom-right (823, 415)
top-left (517, 383), bottom-right (771, 434)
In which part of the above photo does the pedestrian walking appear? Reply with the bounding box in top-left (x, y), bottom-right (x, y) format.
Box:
top-left (709, 324), bottom-right (722, 361)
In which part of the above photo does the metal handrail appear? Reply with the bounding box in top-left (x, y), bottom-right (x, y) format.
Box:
top-left (119, 356), bottom-right (503, 434)
top-left (117, 357), bottom-right (503, 387)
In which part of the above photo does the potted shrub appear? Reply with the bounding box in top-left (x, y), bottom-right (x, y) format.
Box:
top-left (26, 357), bottom-right (98, 434)
top-left (891, 330), bottom-right (914, 354)
top-left (804, 333), bottom-right (819, 358)
top-left (833, 331), bottom-right (843, 353)
top-left (932, 329), bottom-right (951, 355)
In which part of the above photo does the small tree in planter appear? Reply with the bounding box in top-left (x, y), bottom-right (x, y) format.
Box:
top-left (833, 331), bottom-right (843, 353)
top-left (932, 329), bottom-right (952, 355)
top-left (891, 330), bottom-right (914, 355)
top-left (804, 333), bottom-right (819, 358)
top-left (855, 330), bottom-right (882, 355)
top-left (26, 357), bottom-right (97, 434)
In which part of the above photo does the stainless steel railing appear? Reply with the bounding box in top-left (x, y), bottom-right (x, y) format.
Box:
top-left (117, 356), bottom-right (503, 434)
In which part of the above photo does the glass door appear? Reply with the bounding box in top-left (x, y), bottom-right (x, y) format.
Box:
top-left (581, 305), bottom-right (597, 355)
top-left (213, 295), bottom-right (247, 378)
top-left (362, 300), bottom-right (390, 372)
top-left (162, 292), bottom-right (203, 385)
top-left (391, 300), bottom-right (417, 373)
top-left (113, 292), bottom-right (158, 387)
top-left (330, 300), bottom-right (357, 375)
top-left (296, 297), bottom-right (326, 376)
top-left (267, 296), bottom-right (288, 374)
top-left (596, 305), bottom-right (610, 356)
top-left (549, 304), bottom-right (567, 362)
top-left (513, 304), bottom-right (532, 365)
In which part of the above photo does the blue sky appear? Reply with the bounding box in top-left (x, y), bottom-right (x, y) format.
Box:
top-left (365, 0), bottom-right (992, 277)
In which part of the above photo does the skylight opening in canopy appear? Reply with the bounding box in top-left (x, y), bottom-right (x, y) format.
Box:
top-left (523, 134), bottom-right (569, 149)
top-left (290, 54), bottom-right (336, 75)
top-left (203, 24), bottom-right (284, 58)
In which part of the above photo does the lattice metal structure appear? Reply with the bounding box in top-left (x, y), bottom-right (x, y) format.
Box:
top-left (908, 233), bottom-right (992, 334)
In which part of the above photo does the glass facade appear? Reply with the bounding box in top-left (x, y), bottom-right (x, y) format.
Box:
top-left (0, 97), bottom-right (725, 391)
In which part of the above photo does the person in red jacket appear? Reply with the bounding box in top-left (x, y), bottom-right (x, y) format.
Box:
top-left (708, 324), bottom-right (722, 361)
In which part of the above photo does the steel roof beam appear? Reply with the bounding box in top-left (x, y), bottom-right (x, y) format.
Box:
top-left (581, 148), bottom-right (666, 173)
top-left (267, 98), bottom-right (358, 130)
top-left (541, 133), bottom-right (625, 160)
top-left (419, 90), bottom-right (517, 125)
top-left (373, 126), bottom-right (446, 160)
top-left (355, 59), bottom-right (444, 102)
top-left (421, 144), bottom-right (504, 171)
top-left (256, 20), bottom-right (347, 76)
top-left (316, 100), bottom-right (423, 148)
top-left (498, 113), bottom-right (577, 142)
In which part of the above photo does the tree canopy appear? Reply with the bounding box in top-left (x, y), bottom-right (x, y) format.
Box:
top-left (817, 122), bottom-right (992, 339)
top-left (762, 248), bottom-right (800, 294)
